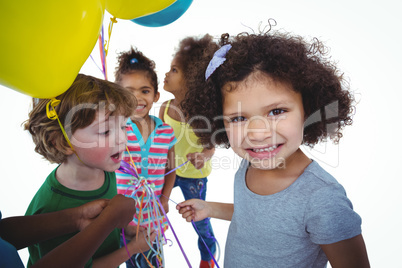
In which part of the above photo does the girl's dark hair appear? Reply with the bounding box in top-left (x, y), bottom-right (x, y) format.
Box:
top-left (174, 34), bottom-right (219, 85)
top-left (114, 47), bottom-right (158, 93)
top-left (182, 31), bottom-right (355, 149)
top-left (173, 35), bottom-right (219, 121)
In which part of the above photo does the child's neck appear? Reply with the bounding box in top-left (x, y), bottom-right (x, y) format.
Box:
top-left (132, 115), bottom-right (155, 143)
top-left (245, 149), bottom-right (312, 195)
top-left (56, 160), bottom-right (105, 191)
top-left (171, 91), bottom-right (186, 106)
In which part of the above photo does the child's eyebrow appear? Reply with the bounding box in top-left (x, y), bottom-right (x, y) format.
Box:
top-left (223, 102), bottom-right (291, 116)
top-left (222, 111), bottom-right (242, 117)
top-left (126, 85), bottom-right (152, 90)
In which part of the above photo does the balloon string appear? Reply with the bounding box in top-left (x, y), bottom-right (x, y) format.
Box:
top-left (136, 187), bottom-right (146, 241)
top-left (46, 98), bottom-right (82, 163)
top-left (104, 16), bottom-right (117, 57)
top-left (99, 25), bottom-right (108, 80)
top-left (157, 197), bottom-right (192, 267)
top-left (191, 220), bottom-right (220, 268)
top-left (161, 193), bottom-right (220, 267)
top-left (198, 183), bottom-right (220, 263)
top-left (89, 55), bottom-right (104, 77)
top-left (126, 146), bottom-right (140, 177)
top-left (164, 160), bottom-right (189, 176)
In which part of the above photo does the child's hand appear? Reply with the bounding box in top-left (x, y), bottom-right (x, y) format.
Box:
top-left (123, 225), bottom-right (146, 240)
top-left (186, 152), bottom-right (207, 169)
top-left (75, 199), bottom-right (109, 231)
top-left (176, 199), bottom-right (210, 222)
top-left (127, 228), bottom-right (157, 255)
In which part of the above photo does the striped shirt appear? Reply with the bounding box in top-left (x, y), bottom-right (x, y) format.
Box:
top-left (116, 115), bottom-right (176, 229)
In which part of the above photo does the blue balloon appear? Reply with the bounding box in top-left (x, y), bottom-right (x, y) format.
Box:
top-left (131, 0), bottom-right (193, 27)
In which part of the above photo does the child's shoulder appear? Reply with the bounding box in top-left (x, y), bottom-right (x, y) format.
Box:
top-left (298, 161), bottom-right (348, 200)
top-left (158, 99), bottom-right (173, 120)
top-left (159, 99), bottom-right (173, 109)
top-left (302, 161), bottom-right (339, 186)
top-left (157, 122), bottom-right (175, 135)
top-left (151, 115), bottom-right (174, 134)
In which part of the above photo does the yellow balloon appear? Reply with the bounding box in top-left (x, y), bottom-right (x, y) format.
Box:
top-left (0, 0), bottom-right (105, 98)
top-left (106, 0), bottom-right (176, 20)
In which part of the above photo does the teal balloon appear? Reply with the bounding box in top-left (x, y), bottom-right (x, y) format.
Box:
top-left (131, 0), bottom-right (193, 27)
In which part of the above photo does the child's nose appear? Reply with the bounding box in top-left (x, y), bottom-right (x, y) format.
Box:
top-left (133, 91), bottom-right (141, 99)
top-left (246, 116), bottom-right (272, 141)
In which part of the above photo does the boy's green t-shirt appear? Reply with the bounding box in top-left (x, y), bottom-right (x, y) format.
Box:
top-left (25, 167), bottom-right (120, 268)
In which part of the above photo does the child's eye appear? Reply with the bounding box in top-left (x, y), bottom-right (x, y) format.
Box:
top-left (142, 89), bottom-right (150, 94)
top-left (99, 130), bottom-right (110, 136)
top-left (228, 116), bottom-right (247, 123)
top-left (268, 109), bottom-right (285, 116)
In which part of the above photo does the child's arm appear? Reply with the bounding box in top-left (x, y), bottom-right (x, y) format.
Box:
top-left (160, 146), bottom-right (176, 213)
top-left (29, 195), bottom-right (135, 268)
top-left (320, 234), bottom-right (370, 268)
top-left (0, 198), bottom-right (110, 250)
top-left (176, 199), bottom-right (233, 222)
top-left (186, 147), bottom-right (215, 170)
top-left (158, 100), bottom-right (168, 123)
top-left (92, 227), bottom-right (157, 268)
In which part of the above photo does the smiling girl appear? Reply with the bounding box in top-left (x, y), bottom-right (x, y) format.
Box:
top-left (177, 31), bottom-right (370, 268)
top-left (114, 47), bottom-right (177, 268)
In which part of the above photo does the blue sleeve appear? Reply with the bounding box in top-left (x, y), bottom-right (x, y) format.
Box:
top-left (0, 212), bottom-right (25, 268)
top-left (305, 184), bottom-right (362, 245)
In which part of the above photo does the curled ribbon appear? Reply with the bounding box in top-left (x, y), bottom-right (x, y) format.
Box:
top-left (119, 160), bottom-right (192, 267)
top-left (46, 98), bottom-right (81, 162)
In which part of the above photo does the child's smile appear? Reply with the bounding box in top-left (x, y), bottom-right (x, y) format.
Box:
top-left (246, 144), bottom-right (281, 159)
top-left (120, 72), bottom-right (159, 120)
top-left (222, 71), bottom-right (305, 171)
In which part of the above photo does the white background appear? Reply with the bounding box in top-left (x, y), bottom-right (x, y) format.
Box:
top-left (1, 0), bottom-right (401, 267)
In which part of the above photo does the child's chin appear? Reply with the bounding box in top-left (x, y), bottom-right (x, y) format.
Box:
top-left (249, 157), bottom-right (286, 170)
top-left (106, 163), bottom-right (121, 172)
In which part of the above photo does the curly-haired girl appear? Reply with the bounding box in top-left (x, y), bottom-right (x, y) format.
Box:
top-left (114, 47), bottom-right (177, 268)
top-left (159, 35), bottom-right (219, 267)
top-left (177, 30), bottom-right (370, 267)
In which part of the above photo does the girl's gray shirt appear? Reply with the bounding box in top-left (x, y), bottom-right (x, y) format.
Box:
top-left (224, 159), bottom-right (362, 268)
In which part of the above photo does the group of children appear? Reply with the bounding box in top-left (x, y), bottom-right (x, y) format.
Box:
top-left (0, 25), bottom-right (370, 268)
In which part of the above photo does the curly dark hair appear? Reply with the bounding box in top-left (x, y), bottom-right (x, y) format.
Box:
top-left (172, 35), bottom-right (219, 112)
top-left (114, 47), bottom-right (158, 93)
top-left (174, 34), bottom-right (219, 82)
top-left (181, 31), bottom-right (355, 149)
top-left (24, 74), bottom-right (136, 164)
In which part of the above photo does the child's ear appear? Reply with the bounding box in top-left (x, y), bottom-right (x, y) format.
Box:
top-left (63, 146), bottom-right (75, 156)
top-left (52, 134), bottom-right (74, 156)
top-left (154, 92), bottom-right (160, 103)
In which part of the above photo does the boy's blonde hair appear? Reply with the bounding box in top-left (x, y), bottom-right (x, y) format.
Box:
top-left (24, 74), bottom-right (136, 164)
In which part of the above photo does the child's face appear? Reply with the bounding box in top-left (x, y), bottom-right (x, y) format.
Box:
top-left (222, 73), bottom-right (305, 170)
top-left (163, 56), bottom-right (186, 94)
top-left (70, 110), bottom-right (128, 172)
top-left (120, 72), bottom-right (159, 120)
